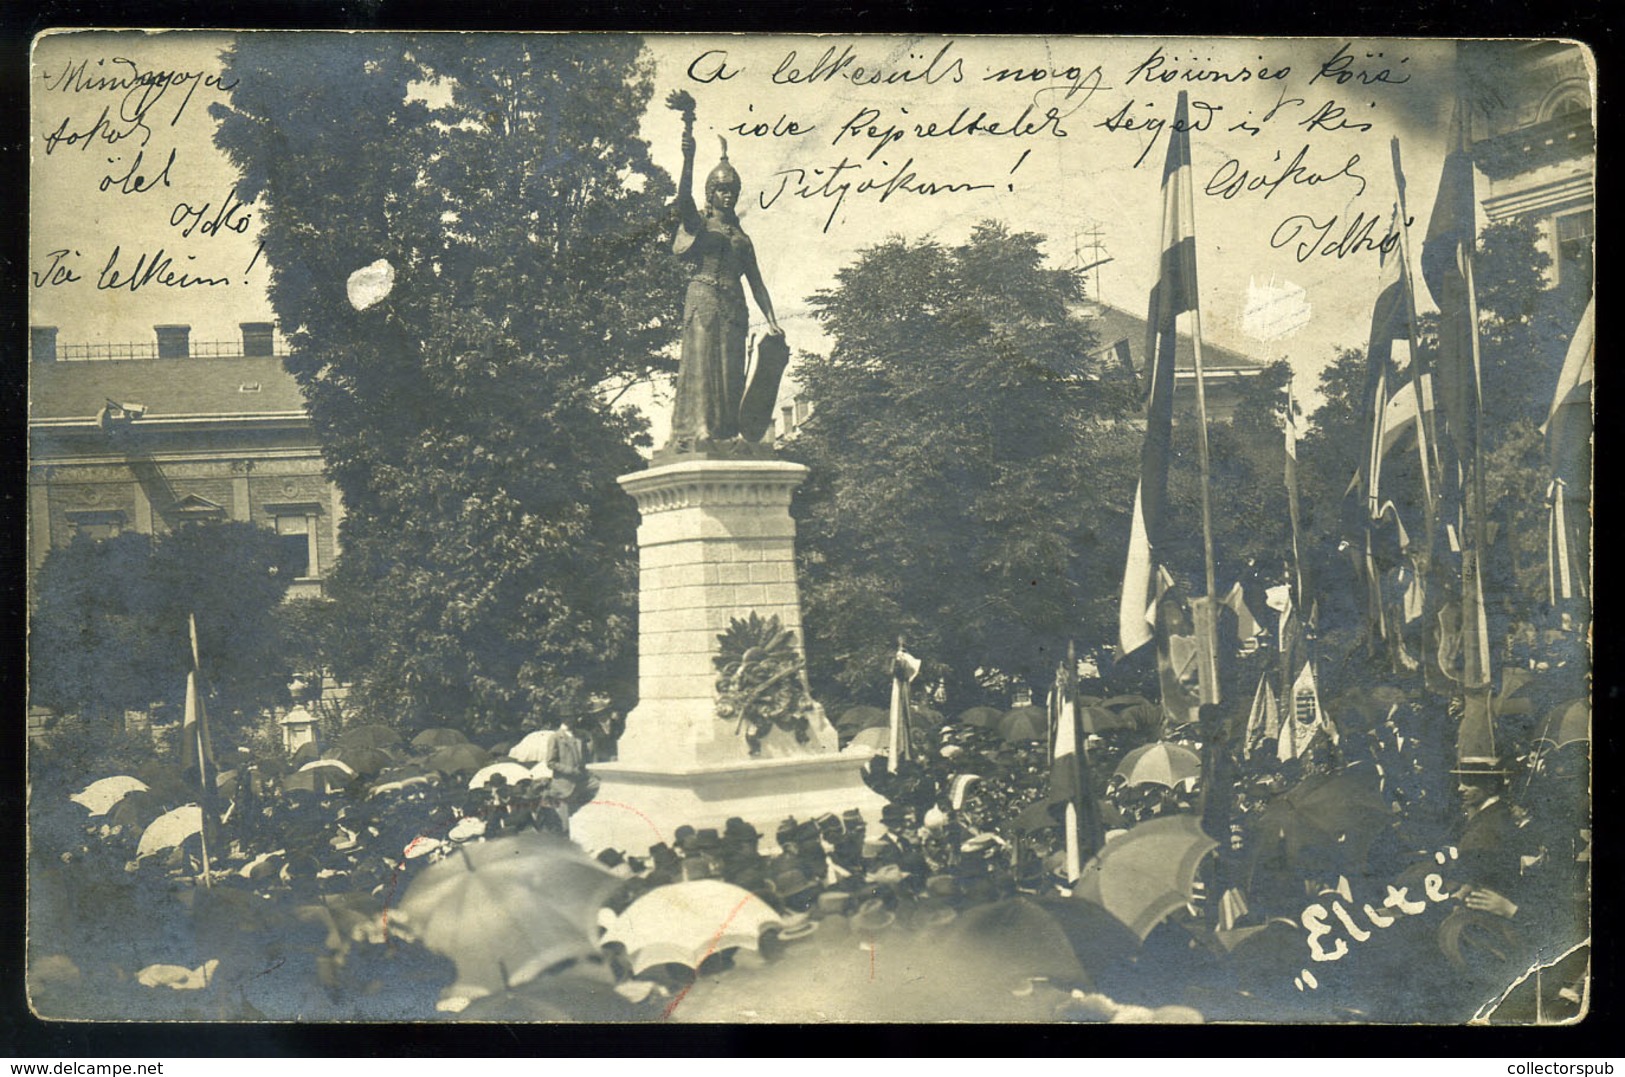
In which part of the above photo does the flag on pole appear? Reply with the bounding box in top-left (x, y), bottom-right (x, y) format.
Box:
top-left (1544, 298), bottom-right (1594, 604)
top-left (1243, 671), bottom-right (1281, 760)
top-left (1278, 660), bottom-right (1335, 762)
top-left (1119, 91), bottom-right (1198, 657)
top-left (1422, 93), bottom-right (1495, 745)
top-left (180, 613), bottom-right (217, 887)
top-left (1421, 99), bottom-right (1484, 474)
top-left (181, 614), bottom-right (217, 794)
top-left (888, 642), bottom-right (920, 774)
top-left (1046, 643), bottom-right (1103, 880)
top-left (1284, 374), bottom-right (1308, 605)
top-left (1363, 202), bottom-right (1410, 516)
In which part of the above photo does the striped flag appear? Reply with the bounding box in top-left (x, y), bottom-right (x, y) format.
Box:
top-left (1119, 91), bottom-right (1198, 656)
top-left (180, 613), bottom-right (217, 795)
top-left (1243, 672), bottom-right (1281, 760)
top-left (1046, 643), bottom-right (1103, 880)
top-left (1363, 202), bottom-right (1410, 516)
top-left (1544, 298), bottom-right (1594, 604)
top-left (1421, 100), bottom-right (1483, 477)
top-left (887, 643), bottom-right (920, 774)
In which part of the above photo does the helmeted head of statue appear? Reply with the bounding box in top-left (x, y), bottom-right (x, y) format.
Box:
top-left (704, 136), bottom-right (741, 211)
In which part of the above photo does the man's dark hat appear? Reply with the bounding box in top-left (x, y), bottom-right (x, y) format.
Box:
top-left (596, 848), bottom-right (625, 869)
top-left (841, 809), bottom-right (867, 832)
top-left (776, 817), bottom-right (800, 843)
top-left (682, 857), bottom-right (720, 882)
top-left (815, 890), bottom-right (852, 918)
top-left (674, 824), bottom-right (698, 849)
top-left (649, 842), bottom-right (680, 870)
top-left (850, 897), bottom-right (896, 932)
top-left (771, 867), bottom-right (817, 899)
top-left (791, 819), bottom-right (821, 846)
top-left (1450, 755), bottom-right (1513, 777)
top-left (815, 812), bottom-right (843, 837)
top-left (724, 816), bottom-right (761, 844)
top-left (693, 827), bottom-right (723, 851)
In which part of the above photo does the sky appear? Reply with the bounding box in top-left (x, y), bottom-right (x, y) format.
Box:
top-left (30, 32), bottom-right (1474, 437)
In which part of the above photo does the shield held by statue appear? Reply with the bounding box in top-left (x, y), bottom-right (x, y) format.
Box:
top-left (738, 332), bottom-right (791, 443)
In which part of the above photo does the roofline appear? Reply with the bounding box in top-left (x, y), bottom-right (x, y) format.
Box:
top-left (30, 411), bottom-right (311, 429)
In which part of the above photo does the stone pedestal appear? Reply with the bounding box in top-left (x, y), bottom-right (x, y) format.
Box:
top-left (570, 457), bottom-right (884, 854)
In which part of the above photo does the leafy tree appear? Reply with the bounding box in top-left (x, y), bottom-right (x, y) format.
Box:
top-left (788, 222), bottom-right (1142, 707)
top-left (211, 35), bottom-right (684, 733)
top-left (1162, 358), bottom-right (1295, 592)
top-left (29, 524), bottom-right (291, 732)
top-left (1296, 216), bottom-right (1590, 684)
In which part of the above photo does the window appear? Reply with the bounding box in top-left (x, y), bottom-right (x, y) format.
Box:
top-left (66, 510), bottom-right (125, 542)
top-left (275, 514), bottom-right (315, 578)
top-left (265, 502), bottom-right (323, 580)
top-left (1554, 210), bottom-right (1593, 289)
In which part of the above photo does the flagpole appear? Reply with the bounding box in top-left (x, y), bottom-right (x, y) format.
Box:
top-left (1285, 374), bottom-right (1306, 606)
top-left (1061, 641), bottom-right (1082, 881)
top-left (1390, 138), bottom-right (1439, 530)
top-left (1180, 100), bottom-right (1222, 708)
top-left (187, 613), bottom-right (214, 889)
top-left (194, 701), bottom-right (214, 889)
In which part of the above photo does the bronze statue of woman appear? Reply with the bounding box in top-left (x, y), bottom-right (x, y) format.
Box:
top-left (667, 98), bottom-right (783, 449)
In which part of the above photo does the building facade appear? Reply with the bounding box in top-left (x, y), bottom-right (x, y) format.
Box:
top-left (1470, 41), bottom-right (1595, 290)
top-left (28, 322), bottom-right (343, 602)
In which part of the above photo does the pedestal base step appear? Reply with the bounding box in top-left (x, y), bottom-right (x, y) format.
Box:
top-left (569, 750), bottom-right (888, 855)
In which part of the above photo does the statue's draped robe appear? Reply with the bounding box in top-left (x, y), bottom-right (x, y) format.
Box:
top-left (670, 215), bottom-right (754, 443)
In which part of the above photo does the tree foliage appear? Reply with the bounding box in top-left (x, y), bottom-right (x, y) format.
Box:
top-left (211, 35), bottom-right (683, 733)
top-left (788, 223), bottom-right (1142, 706)
top-left (1297, 216), bottom-right (1590, 650)
top-left (29, 524), bottom-right (292, 728)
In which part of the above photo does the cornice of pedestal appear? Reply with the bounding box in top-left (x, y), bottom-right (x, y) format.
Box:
top-left (617, 457), bottom-right (810, 514)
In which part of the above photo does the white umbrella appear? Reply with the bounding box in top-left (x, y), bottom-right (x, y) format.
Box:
top-left (300, 758), bottom-right (357, 778)
top-left (601, 879), bottom-right (784, 974)
top-left (468, 762), bottom-right (534, 790)
top-left (70, 776), bottom-right (149, 817)
top-left (508, 730), bottom-right (556, 765)
top-left (137, 804), bottom-right (204, 858)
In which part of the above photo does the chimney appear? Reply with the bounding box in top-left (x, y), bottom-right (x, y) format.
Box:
top-left (154, 325), bottom-right (191, 359)
top-left (30, 326), bottom-right (57, 362)
top-left (241, 322), bottom-right (276, 357)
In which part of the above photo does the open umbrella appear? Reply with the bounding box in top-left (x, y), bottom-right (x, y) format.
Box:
top-left (911, 705), bottom-right (947, 730)
top-left (412, 727), bottom-right (469, 751)
top-left (507, 730), bottom-right (555, 765)
top-left (427, 743), bottom-right (493, 776)
top-left (327, 745), bottom-right (395, 777)
top-left (70, 776), bottom-right (150, 817)
top-left (107, 789), bottom-right (165, 832)
top-left (337, 723), bottom-right (403, 751)
top-left (846, 726), bottom-right (889, 752)
top-left (1080, 705), bottom-right (1135, 734)
top-left (955, 706), bottom-right (1004, 729)
top-left (300, 758), bottom-right (357, 780)
top-left (1247, 770), bottom-right (1395, 879)
top-left (1114, 742), bottom-right (1202, 789)
top-left (396, 831), bottom-right (625, 995)
top-left (943, 897), bottom-right (1088, 989)
top-left (468, 762), bottom-right (534, 790)
top-left (601, 879), bottom-right (784, 974)
top-left (1535, 699), bottom-right (1589, 751)
top-left (370, 764), bottom-right (437, 797)
top-left (998, 705), bottom-right (1049, 744)
top-left (452, 965), bottom-right (651, 1022)
top-left (136, 804), bottom-right (204, 859)
top-left (1075, 815), bottom-right (1218, 941)
top-left (836, 705), bottom-right (888, 733)
top-left (1037, 897), bottom-right (1144, 977)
